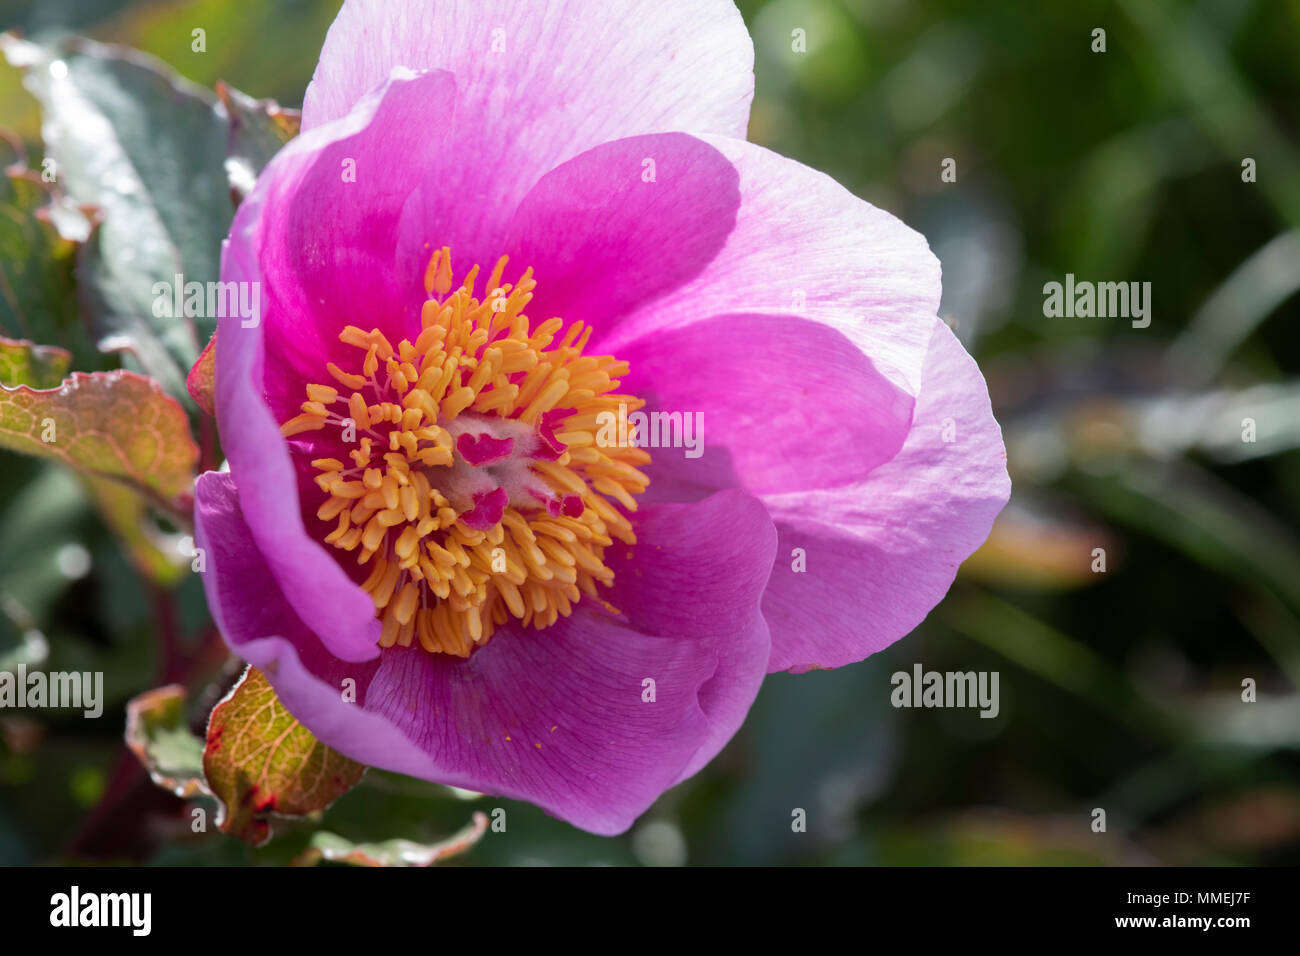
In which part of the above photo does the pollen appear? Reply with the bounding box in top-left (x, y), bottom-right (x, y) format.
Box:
top-left (280, 247), bottom-right (651, 657)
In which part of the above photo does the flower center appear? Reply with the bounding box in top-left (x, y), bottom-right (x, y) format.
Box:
top-left (279, 248), bottom-right (650, 656)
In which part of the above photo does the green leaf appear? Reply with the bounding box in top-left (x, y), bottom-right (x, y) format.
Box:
top-left (1168, 229), bottom-right (1300, 385)
top-left (1073, 460), bottom-right (1300, 623)
top-left (0, 168), bottom-right (94, 361)
top-left (0, 336), bottom-right (71, 387)
top-left (0, 369), bottom-right (198, 511)
top-left (1, 33), bottom-right (235, 399)
top-left (943, 590), bottom-right (1181, 738)
top-left (294, 812), bottom-right (489, 867)
top-left (124, 684), bottom-right (210, 800)
top-left (203, 667), bottom-right (367, 848)
top-left (216, 81), bottom-right (300, 200)
top-left (1116, 0), bottom-right (1300, 225)
top-left (0, 464), bottom-right (93, 624)
top-left (84, 475), bottom-right (188, 587)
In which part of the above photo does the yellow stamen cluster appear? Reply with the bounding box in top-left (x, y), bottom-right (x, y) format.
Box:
top-left (280, 248), bottom-right (650, 656)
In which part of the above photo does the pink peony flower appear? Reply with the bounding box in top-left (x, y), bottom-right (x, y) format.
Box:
top-left (194, 0), bottom-right (1010, 834)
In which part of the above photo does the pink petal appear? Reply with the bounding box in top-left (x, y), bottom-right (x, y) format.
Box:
top-left (304, 0), bottom-right (753, 267)
top-left (618, 313), bottom-right (913, 496)
top-left (194, 471), bottom-right (417, 760)
top-left (759, 320), bottom-right (1011, 673)
top-left (240, 68), bottom-right (459, 426)
top-left (492, 133), bottom-right (938, 498)
top-left (603, 489), bottom-right (777, 783)
top-left (600, 135), bottom-right (941, 405)
top-left (216, 209), bottom-right (383, 661)
top-left (496, 132), bottom-right (740, 340)
top-left (214, 70), bottom-right (468, 661)
top-left (196, 469), bottom-right (776, 834)
top-left (192, 470), bottom-right (379, 665)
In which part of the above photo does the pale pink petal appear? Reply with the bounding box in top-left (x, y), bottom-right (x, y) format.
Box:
top-left (759, 320), bottom-right (1010, 673)
top-left (305, 0), bottom-right (753, 264)
top-left (618, 313), bottom-right (913, 497)
top-left (600, 136), bottom-right (941, 406)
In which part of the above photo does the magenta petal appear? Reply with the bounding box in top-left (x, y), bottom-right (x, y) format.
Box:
top-left (214, 70), bottom-right (466, 662)
top-left (619, 313), bottom-right (913, 497)
top-left (194, 473), bottom-right (427, 768)
top-left (603, 489), bottom-right (778, 783)
top-left (199, 474), bottom-right (774, 835)
top-left (195, 471), bottom-right (378, 666)
top-left (493, 133), bottom-right (740, 336)
top-left (304, 1), bottom-right (753, 255)
top-left (243, 68), bottom-right (459, 424)
top-left (358, 488), bottom-right (775, 831)
top-left (759, 320), bottom-right (1011, 673)
top-left (215, 242), bottom-right (379, 662)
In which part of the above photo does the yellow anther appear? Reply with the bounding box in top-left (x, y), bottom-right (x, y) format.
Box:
top-left (286, 249), bottom-right (650, 657)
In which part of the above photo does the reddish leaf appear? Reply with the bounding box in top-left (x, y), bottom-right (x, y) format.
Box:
top-left (204, 667), bottom-right (366, 847)
top-left (0, 369), bottom-right (198, 508)
top-left (187, 330), bottom-right (217, 417)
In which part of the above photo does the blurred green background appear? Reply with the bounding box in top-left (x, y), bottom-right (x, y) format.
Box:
top-left (1, 0), bottom-right (1299, 865)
